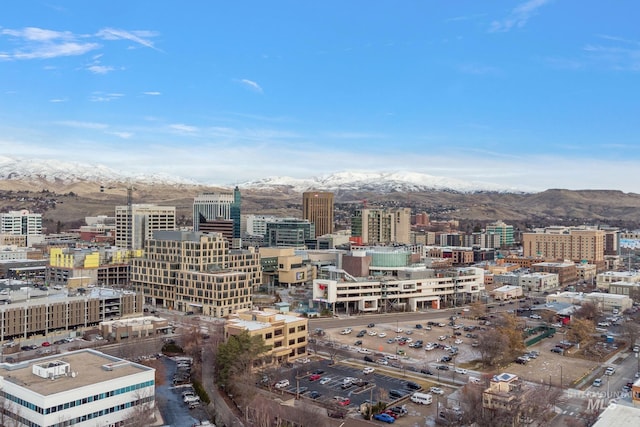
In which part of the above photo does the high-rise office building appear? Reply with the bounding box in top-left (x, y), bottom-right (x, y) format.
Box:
top-left (485, 220), bottom-right (515, 247)
top-left (193, 193), bottom-right (234, 230)
top-left (0, 209), bottom-right (42, 236)
top-left (351, 208), bottom-right (411, 245)
top-left (193, 187), bottom-right (241, 241)
top-left (115, 204), bottom-right (175, 250)
top-left (303, 191), bottom-right (334, 237)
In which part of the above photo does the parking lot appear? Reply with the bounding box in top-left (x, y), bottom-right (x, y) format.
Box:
top-left (319, 317), bottom-right (482, 374)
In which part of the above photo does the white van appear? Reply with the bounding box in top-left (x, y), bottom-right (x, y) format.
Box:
top-left (410, 392), bottom-right (432, 405)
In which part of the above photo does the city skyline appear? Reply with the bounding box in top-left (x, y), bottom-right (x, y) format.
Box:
top-left (1, 1), bottom-right (640, 192)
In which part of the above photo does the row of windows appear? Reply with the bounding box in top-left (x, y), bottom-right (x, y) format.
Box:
top-left (0, 380), bottom-right (154, 415)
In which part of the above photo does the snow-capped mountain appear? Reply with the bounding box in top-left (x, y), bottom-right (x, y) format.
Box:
top-left (239, 171), bottom-right (527, 194)
top-left (0, 156), bottom-right (199, 186)
top-left (0, 156), bottom-right (526, 193)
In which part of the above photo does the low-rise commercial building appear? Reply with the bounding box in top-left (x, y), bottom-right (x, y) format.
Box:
top-left (225, 309), bottom-right (308, 364)
top-left (0, 349), bottom-right (155, 427)
top-left (0, 288), bottom-right (142, 342)
top-left (545, 291), bottom-right (632, 313)
top-left (492, 285), bottom-right (523, 300)
top-left (595, 271), bottom-right (640, 292)
top-left (313, 266), bottom-right (484, 313)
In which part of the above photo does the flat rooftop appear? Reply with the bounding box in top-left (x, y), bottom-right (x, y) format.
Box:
top-left (0, 349), bottom-right (152, 396)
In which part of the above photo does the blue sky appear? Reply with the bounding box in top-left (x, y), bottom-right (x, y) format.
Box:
top-left (1, 1), bottom-right (639, 192)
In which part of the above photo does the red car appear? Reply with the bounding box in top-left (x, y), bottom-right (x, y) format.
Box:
top-left (309, 374), bottom-right (322, 381)
top-left (383, 410), bottom-right (399, 419)
top-left (334, 397), bottom-right (350, 406)
top-left (41, 342), bottom-right (51, 347)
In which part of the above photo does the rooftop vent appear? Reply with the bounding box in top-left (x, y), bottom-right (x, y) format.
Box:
top-left (32, 360), bottom-right (71, 380)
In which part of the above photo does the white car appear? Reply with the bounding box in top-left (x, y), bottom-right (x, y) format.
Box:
top-left (404, 338), bottom-right (413, 343)
top-left (529, 314), bottom-right (542, 320)
top-left (438, 336), bottom-right (447, 341)
top-left (275, 380), bottom-right (290, 389)
top-left (368, 330), bottom-right (378, 336)
top-left (340, 328), bottom-right (353, 335)
top-left (377, 358), bottom-right (389, 365)
top-left (396, 328), bottom-right (403, 333)
top-left (319, 377), bottom-right (332, 385)
top-left (430, 387), bottom-right (444, 395)
top-left (454, 339), bottom-right (463, 344)
top-left (385, 354), bottom-right (399, 360)
top-left (358, 348), bottom-right (372, 354)
top-left (462, 308), bottom-right (470, 312)
top-left (455, 368), bottom-right (468, 375)
top-left (425, 344), bottom-right (436, 351)
top-left (363, 367), bottom-right (375, 375)
top-left (378, 332), bottom-right (387, 338)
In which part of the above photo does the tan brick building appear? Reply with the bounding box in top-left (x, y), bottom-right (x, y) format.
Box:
top-left (131, 231), bottom-right (261, 317)
top-left (225, 309), bottom-right (308, 364)
top-left (522, 227), bottom-right (604, 266)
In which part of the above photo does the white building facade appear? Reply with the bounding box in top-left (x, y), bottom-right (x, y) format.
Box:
top-left (313, 266), bottom-right (484, 313)
top-left (0, 349), bottom-right (155, 427)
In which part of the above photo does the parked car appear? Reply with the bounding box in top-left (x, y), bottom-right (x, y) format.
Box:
top-left (308, 390), bottom-right (321, 399)
top-left (593, 378), bottom-right (602, 387)
top-left (550, 347), bottom-right (563, 353)
top-left (319, 377), bottom-right (332, 385)
top-left (334, 396), bottom-right (350, 406)
top-left (405, 381), bottom-right (421, 390)
top-left (436, 365), bottom-right (449, 371)
top-left (41, 342), bottom-right (51, 347)
top-left (368, 323), bottom-right (375, 328)
top-left (373, 413), bottom-right (396, 423)
top-left (430, 387), bottom-right (444, 395)
top-left (389, 389), bottom-right (406, 399)
top-left (363, 367), bottom-right (375, 375)
top-left (364, 355), bottom-right (375, 363)
top-left (420, 368), bottom-right (433, 375)
top-left (354, 340), bottom-right (363, 346)
top-left (275, 380), bottom-right (290, 389)
top-left (309, 374), bottom-right (322, 381)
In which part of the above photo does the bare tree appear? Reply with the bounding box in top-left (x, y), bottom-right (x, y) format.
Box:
top-left (477, 328), bottom-right (508, 367)
top-left (574, 302), bottom-right (599, 320)
top-left (620, 322), bottom-right (640, 349)
top-left (566, 318), bottom-right (595, 346)
top-left (121, 389), bottom-right (155, 426)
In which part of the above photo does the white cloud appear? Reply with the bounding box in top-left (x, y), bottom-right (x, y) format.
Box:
top-left (49, 98), bottom-right (68, 103)
top-left (89, 92), bottom-right (124, 102)
top-left (1, 27), bottom-right (74, 41)
top-left (169, 124), bottom-right (198, 133)
top-left (106, 131), bottom-right (134, 139)
top-left (96, 28), bottom-right (160, 50)
top-left (87, 65), bottom-right (115, 74)
top-left (55, 120), bottom-right (108, 130)
top-left (489, 0), bottom-right (552, 33)
top-left (0, 26), bottom-right (160, 61)
top-left (143, 91), bottom-right (161, 96)
top-left (239, 79), bottom-right (263, 93)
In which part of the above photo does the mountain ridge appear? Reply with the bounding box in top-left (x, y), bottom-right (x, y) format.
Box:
top-left (1, 156), bottom-right (640, 230)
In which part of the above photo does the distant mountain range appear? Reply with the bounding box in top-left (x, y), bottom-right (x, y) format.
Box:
top-left (1, 156), bottom-right (640, 230)
top-left (0, 155), bottom-right (523, 194)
